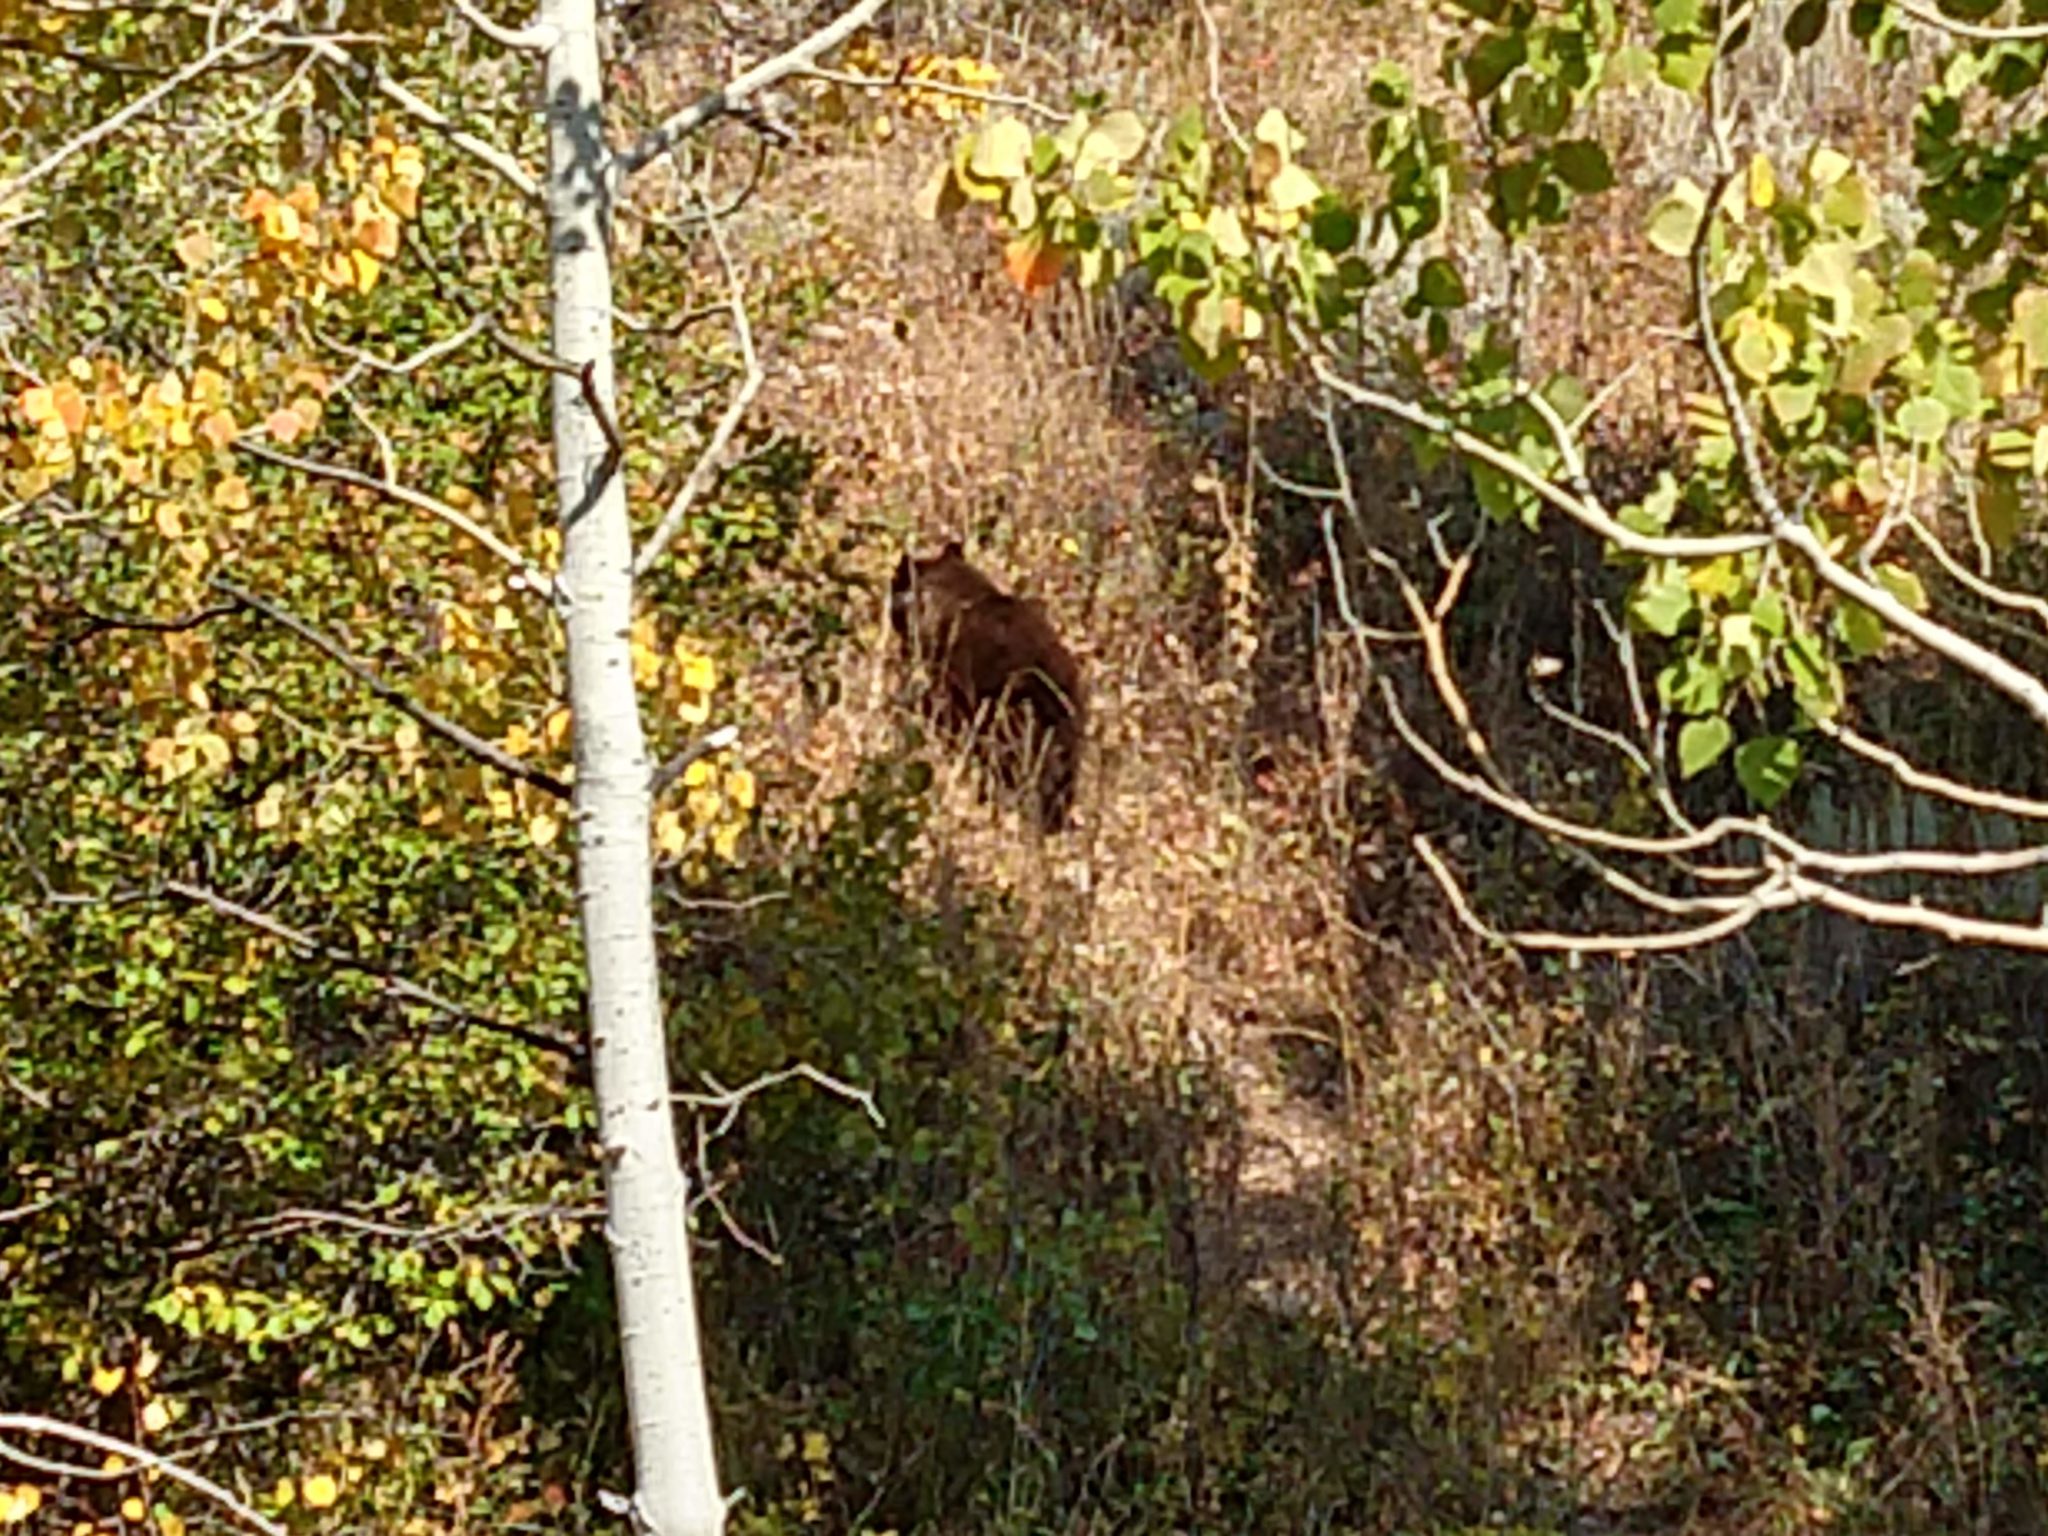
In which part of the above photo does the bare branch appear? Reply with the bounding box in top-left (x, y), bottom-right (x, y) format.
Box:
top-left (795, 64), bottom-right (1062, 121)
top-left (677, 1062), bottom-right (886, 1141)
top-left (651, 724), bottom-right (740, 798)
top-left (286, 31), bottom-right (541, 200)
top-left (322, 313), bottom-right (490, 391)
top-left (236, 438), bottom-right (560, 600)
top-left (1304, 351), bottom-right (1771, 560)
top-left (633, 197), bottom-right (764, 578)
top-left (1688, 149), bottom-right (2048, 731)
top-left (1415, 834), bottom-right (1788, 954)
top-left (0, 1414), bottom-right (289, 1536)
top-left (1816, 716), bottom-right (2048, 821)
top-left (163, 876), bottom-right (585, 1059)
top-left (446, 0), bottom-right (559, 49)
top-left (212, 578), bottom-right (572, 800)
top-left (617, 0), bottom-right (889, 176)
top-left (1192, 0), bottom-right (1248, 154)
top-left (1889, 0), bottom-right (2048, 40)
top-left (0, 2), bottom-right (288, 212)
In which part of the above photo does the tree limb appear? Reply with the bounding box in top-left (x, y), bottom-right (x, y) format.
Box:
top-left (0, 1414), bottom-right (289, 1536)
top-left (616, 0), bottom-right (888, 176)
top-left (163, 876), bottom-right (585, 1059)
top-left (212, 578), bottom-right (572, 800)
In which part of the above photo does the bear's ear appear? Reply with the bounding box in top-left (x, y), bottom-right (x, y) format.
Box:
top-left (941, 538), bottom-right (964, 559)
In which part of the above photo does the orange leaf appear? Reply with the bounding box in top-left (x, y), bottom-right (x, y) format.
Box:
top-left (1001, 235), bottom-right (1064, 294)
top-left (196, 409), bottom-right (238, 449)
top-left (265, 404), bottom-right (309, 445)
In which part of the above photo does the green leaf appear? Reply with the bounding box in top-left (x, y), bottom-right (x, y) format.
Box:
top-left (1784, 0), bottom-right (1828, 46)
top-left (1630, 568), bottom-right (1696, 637)
top-left (969, 118), bottom-right (1034, 181)
top-left (1552, 140), bottom-right (1615, 194)
top-left (1252, 107), bottom-right (1305, 156)
top-left (1734, 735), bottom-right (1802, 808)
top-left (1751, 588), bottom-right (1789, 637)
top-left (1677, 716), bottom-right (1733, 777)
top-left (1835, 598), bottom-right (1886, 657)
top-left (1078, 109), bottom-right (1147, 166)
top-left (2016, 287), bottom-right (2048, 376)
top-left (1309, 200), bottom-right (1361, 253)
top-left (1265, 163), bottom-right (1323, 213)
top-left (1367, 61), bottom-right (1412, 107)
top-left (1873, 562), bottom-right (1928, 612)
top-left (1416, 257), bottom-right (1467, 309)
top-left (1896, 395), bottom-right (1950, 444)
top-left (1645, 180), bottom-right (1707, 256)
top-left (1206, 206), bottom-right (1251, 260)
top-left (1767, 379), bottom-right (1819, 427)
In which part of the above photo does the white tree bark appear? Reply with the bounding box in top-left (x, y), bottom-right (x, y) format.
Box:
top-left (538, 0), bottom-right (727, 1529)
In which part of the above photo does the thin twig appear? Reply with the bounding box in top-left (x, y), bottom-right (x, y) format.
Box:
top-left (212, 579), bottom-right (572, 799)
top-left (796, 63), bottom-right (1062, 121)
top-left (445, 0), bottom-right (558, 49)
top-left (617, 0), bottom-right (889, 175)
top-left (0, 2), bottom-right (287, 211)
top-left (0, 1415), bottom-right (289, 1536)
top-left (651, 725), bottom-right (740, 798)
top-left (632, 196), bottom-right (764, 578)
top-left (163, 877), bottom-right (585, 1058)
top-left (235, 439), bottom-right (559, 598)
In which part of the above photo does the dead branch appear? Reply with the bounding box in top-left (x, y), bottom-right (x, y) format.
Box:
top-left (163, 876), bottom-right (585, 1059)
top-left (616, 0), bottom-right (888, 176)
top-left (235, 438), bottom-right (559, 600)
top-left (0, 1415), bottom-right (288, 1536)
top-left (212, 578), bottom-right (572, 800)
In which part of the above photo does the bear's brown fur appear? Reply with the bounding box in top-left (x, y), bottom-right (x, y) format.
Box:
top-left (889, 541), bottom-right (1086, 833)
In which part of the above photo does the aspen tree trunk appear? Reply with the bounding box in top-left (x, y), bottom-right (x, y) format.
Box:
top-left (538, 1), bottom-right (727, 1529)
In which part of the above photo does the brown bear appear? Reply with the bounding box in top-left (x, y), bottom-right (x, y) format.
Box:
top-left (889, 540), bottom-right (1086, 833)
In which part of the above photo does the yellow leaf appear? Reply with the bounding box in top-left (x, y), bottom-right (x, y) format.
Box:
top-left (349, 249), bottom-right (383, 294)
top-left (254, 784), bottom-right (285, 830)
top-left (175, 228), bottom-right (215, 268)
top-left (486, 787), bottom-right (516, 820)
top-left (503, 722), bottom-right (533, 756)
top-left (1, 1485), bottom-right (42, 1524)
top-left (213, 474), bottom-right (252, 510)
top-left (543, 709), bottom-right (571, 747)
top-left (197, 410), bottom-right (239, 450)
top-left (90, 1364), bottom-right (125, 1396)
top-left (286, 179), bottom-right (321, 216)
top-left (260, 202), bottom-right (303, 245)
top-left (136, 1344), bottom-right (161, 1380)
top-left (301, 1474), bottom-right (339, 1510)
top-left (140, 1400), bottom-right (170, 1433)
top-left (528, 811), bottom-right (561, 847)
top-left (198, 295), bottom-right (230, 324)
top-left (683, 759), bottom-right (714, 789)
top-left (159, 1513), bottom-right (187, 1536)
top-left (225, 710), bottom-right (260, 736)
top-left (154, 504), bottom-right (185, 539)
top-left (724, 767), bottom-right (756, 810)
top-left (677, 651), bottom-right (716, 690)
top-left (1747, 152), bottom-right (1775, 210)
top-left (712, 820), bottom-right (743, 861)
top-left (265, 404), bottom-right (309, 445)
top-left (272, 1477), bottom-right (295, 1508)
top-left (120, 1497), bottom-right (145, 1521)
top-left (802, 1430), bottom-right (831, 1466)
top-left (360, 1438), bottom-right (390, 1462)
top-left (17, 385), bottom-right (55, 426)
top-left (654, 810), bottom-right (688, 856)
